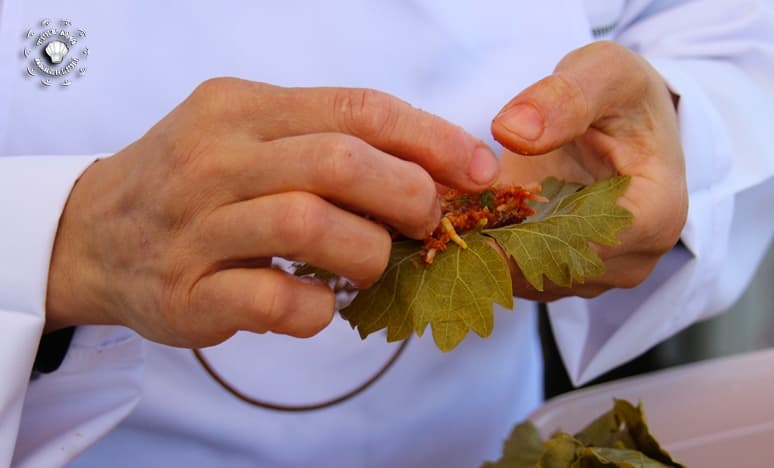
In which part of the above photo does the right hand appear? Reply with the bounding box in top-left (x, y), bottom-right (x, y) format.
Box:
top-left (45, 78), bottom-right (499, 347)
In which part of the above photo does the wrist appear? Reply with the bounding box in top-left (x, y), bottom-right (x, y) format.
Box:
top-left (45, 158), bottom-right (118, 332)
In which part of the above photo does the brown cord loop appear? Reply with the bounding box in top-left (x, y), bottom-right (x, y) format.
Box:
top-left (192, 336), bottom-right (410, 412)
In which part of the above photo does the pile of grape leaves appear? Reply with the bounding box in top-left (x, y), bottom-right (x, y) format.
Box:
top-left (482, 399), bottom-right (684, 468)
top-left (297, 176), bottom-right (633, 352)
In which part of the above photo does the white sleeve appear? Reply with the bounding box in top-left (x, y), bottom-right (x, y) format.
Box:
top-left (549, 0), bottom-right (774, 385)
top-left (0, 155), bottom-right (143, 467)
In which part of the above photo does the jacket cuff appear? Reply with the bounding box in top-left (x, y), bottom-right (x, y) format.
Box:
top-left (0, 155), bottom-right (100, 316)
top-left (0, 154), bottom-right (100, 466)
top-left (32, 327), bottom-right (76, 375)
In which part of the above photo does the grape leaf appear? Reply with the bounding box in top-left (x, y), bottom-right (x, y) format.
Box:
top-left (527, 177), bottom-right (584, 222)
top-left (340, 233), bottom-right (513, 352)
top-left (580, 447), bottom-right (674, 467)
top-left (482, 400), bottom-right (684, 468)
top-left (487, 176), bottom-right (633, 291)
top-left (481, 422), bottom-right (545, 468)
top-left (575, 399), bottom-right (682, 466)
top-left (300, 176), bottom-right (632, 351)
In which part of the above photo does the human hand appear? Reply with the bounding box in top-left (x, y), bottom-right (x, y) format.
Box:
top-left (45, 78), bottom-right (499, 347)
top-left (491, 41), bottom-right (688, 301)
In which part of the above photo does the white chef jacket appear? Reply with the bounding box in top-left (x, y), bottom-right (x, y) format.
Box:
top-left (1, 1), bottom-right (773, 467)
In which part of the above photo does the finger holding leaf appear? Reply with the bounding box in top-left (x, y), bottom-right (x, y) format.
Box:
top-left (298, 174), bottom-right (635, 351)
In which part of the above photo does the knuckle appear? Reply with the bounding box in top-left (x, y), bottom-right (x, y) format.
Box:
top-left (371, 230), bottom-right (393, 277)
top-left (192, 77), bottom-right (238, 103)
top-left (189, 77), bottom-right (263, 116)
top-left (336, 88), bottom-right (401, 138)
top-left (589, 41), bottom-right (652, 93)
top-left (662, 199), bottom-right (689, 251)
top-left (374, 229), bottom-right (392, 273)
top-left (354, 228), bottom-right (392, 287)
top-left (400, 165), bottom-right (438, 230)
top-left (640, 217), bottom-right (678, 255)
top-left (614, 273), bottom-right (644, 290)
top-left (294, 294), bottom-right (336, 338)
top-left (636, 185), bottom-right (688, 255)
top-left (277, 192), bottom-right (327, 256)
top-left (654, 228), bottom-right (682, 255)
top-left (261, 277), bottom-right (293, 329)
top-left (587, 40), bottom-right (625, 60)
top-left (569, 40), bottom-right (629, 70)
top-left (613, 266), bottom-right (650, 289)
top-left (547, 73), bottom-right (589, 124)
top-left (577, 291), bottom-right (600, 299)
top-left (314, 134), bottom-right (361, 186)
top-left (576, 286), bottom-right (606, 299)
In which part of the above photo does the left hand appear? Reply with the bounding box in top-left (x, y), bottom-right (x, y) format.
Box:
top-left (491, 41), bottom-right (688, 301)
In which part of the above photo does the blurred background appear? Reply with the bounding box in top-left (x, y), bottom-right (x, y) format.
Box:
top-left (542, 242), bottom-right (774, 398)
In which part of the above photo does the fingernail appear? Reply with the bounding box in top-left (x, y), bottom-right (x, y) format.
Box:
top-left (467, 145), bottom-right (498, 185)
top-left (497, 104), bottom-right (544, 141)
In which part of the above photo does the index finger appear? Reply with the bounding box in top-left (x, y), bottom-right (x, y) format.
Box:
top-left (199, 79), bottom-right (500, 191)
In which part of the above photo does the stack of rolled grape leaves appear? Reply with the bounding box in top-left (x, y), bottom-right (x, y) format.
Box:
top-left (482, 399), bottom-right (684, 468)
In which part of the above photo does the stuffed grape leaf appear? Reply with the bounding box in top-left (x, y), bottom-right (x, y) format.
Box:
top-left (297, 176), bottom-right (633, 352)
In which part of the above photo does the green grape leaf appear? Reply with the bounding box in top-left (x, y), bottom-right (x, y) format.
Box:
top-left (527, 177), bottom-right (585, 222)
top-left (540, 433), bottom-right (584, 468)
top-left (603, 400), bottom-right (684, 468)
top-left (481, 421), bottom-right (545, 468)
top-left (483, 400), bottom-right (684, 468)
top-left (300, 176), bottom-right (633, 351)
top-left (577, 447), bottom-right (674, 468)
top-left (487, 176), bottom-right (633, 291)
top-left (340, 233), bottom-right (513, 352)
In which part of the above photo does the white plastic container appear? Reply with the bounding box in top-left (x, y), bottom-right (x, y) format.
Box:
top-left (529, 348), bottom-right (774, 467)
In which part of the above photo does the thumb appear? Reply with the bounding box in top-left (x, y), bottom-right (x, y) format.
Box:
top-left (491, 42), bottom-right (653, 156)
